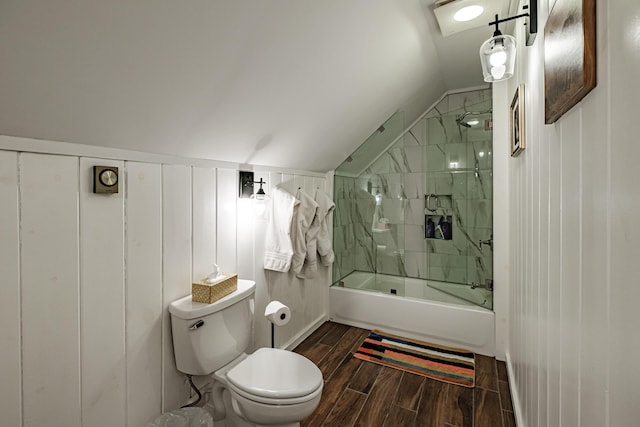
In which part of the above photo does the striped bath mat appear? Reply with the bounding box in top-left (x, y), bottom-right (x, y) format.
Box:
top-left (354, 330), bottom-right (475, 387)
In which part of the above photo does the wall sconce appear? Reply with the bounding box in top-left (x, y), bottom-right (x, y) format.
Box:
top-left (479, 1), bottom-right (537, 82)
top-left (239, 171), bottom-right (268, 200)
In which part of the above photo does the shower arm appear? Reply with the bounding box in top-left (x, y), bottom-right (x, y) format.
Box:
top-left (456, 109), bottom-right (493, 123)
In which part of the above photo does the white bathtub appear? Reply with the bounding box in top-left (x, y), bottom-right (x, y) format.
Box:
top-left (329, 272), bottom-right (495, 355)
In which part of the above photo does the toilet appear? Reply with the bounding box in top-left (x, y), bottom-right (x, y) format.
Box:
top-left (169, 279), bottom-right (323, 427)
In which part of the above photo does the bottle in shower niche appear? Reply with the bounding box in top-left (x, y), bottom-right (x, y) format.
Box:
top-left (437, 216), bottom-right (452, 240)
top-left (441, 217), bottom-right (452, 240)
top-left (425, 217), bottom-right (435, 238)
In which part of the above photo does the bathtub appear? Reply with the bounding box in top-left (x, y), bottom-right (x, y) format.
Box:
top-left (329, 271), bottom-right (495, 355)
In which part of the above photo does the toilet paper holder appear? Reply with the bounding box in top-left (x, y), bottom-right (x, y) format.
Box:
top-left (264, 301), bottom-right (291, 349)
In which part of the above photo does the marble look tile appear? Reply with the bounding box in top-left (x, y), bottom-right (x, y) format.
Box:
top-left (444, 115), bottom-right (466, 145)
top-left (403, 173), bottom-right (425, 199)
top-left (467, 199), bottom-right (492, 228)
top-left (377, 174), bottom-right (405, 200)
top-left (427, 238), bottom-right (462, 256)
top-left (376, 252), bottom-right (407, 277)
top-left (428, 253), bottom-right (467, 269)
top-left (447, 90), bottom-right (487, 113)
top-left (365, 153), bottom-right (392, 175)
top-left (404, 251), bottom-right (426, 279)
top-left (469, 140), bottom-right (493, 170)
top-left (467, 172), bottom-right (492, 201)
top-left (426, 172), bottom-right (454, 195)
top-left (405, 119), bottom-right (427, 146)
top-left (427, 117), bottom-right (447, 146)
top-left (403, 145), bottom-right (424, 173)
top-left (405, 199), bottom-right (424, 225)
top-left (451, 174), bottom-right (468, 200)
top-left (388, 148), bottom-right (407, 173)
top-left (380, 199), bottom-right (404, 224)
top-left (426, 144), bottom-right (446, 172)
top-left (405, 224), bottom-right (426, 252)
top-left (354, 199), bottom-right (376, 225)
top-left (355, 240), bottom-right (375, 272)
top-left (445, 143), bottom-right (468, 170)
top-left (467, 255), bottom-right (493, 286)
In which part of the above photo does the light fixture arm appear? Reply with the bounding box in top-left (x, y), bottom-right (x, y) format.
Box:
top-left (489, 13), bottom-right (530, 32)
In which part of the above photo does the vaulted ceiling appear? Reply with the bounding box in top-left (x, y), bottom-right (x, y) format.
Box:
top-left (0, 0), bottom-right (513, 172)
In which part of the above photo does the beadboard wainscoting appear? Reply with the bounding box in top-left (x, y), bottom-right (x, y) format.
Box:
top-left (0, 137), bottom-right (331, 427)
top-left (494, 1), bottom-right (640, 426)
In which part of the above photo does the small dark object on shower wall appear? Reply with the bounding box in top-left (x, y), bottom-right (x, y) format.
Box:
top-left (425, 215), bottom-right (452, 240)
top-left (425, 217), bottom-right (435, 238)
top-left (439, 216), bottom-right (452, 240)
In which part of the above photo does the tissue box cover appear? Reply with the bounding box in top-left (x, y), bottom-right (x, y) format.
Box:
top-left (192, 274), bottom-right (238, 304)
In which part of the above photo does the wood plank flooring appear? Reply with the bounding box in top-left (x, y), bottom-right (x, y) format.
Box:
top-left (294, 322), bottom-right (516, 427)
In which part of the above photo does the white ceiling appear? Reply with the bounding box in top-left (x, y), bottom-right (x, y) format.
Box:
top-left (0, 0), bottom-right (512, 172)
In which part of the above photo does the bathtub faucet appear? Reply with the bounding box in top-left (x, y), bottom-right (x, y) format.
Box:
top-left (471, 279), bottom-right (493, 291)
top-left (479, 238), bottom-right (493, 251)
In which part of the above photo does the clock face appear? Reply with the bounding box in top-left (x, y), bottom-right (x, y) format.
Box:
top-left (99, 169), bottom-right (118, 187)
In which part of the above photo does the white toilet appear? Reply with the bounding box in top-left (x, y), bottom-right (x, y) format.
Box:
top-left (169, 280), bottom-right (323, 427)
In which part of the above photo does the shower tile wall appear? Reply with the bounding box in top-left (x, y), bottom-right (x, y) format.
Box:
top-left (333, 89), bottom-right (492, 286)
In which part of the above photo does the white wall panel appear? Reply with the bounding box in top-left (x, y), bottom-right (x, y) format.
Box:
top-left (216, 169), bottom-right (237, 273)
top-left (79, 158), bottom-right (126, 427)
top-left (125, 162), bottom-right (163, 426)
top-left (255, 172), bottom-right (283, 350)
top-left (236, 195), bottom-right (255, 281)
top-left (162, 164), bottom-right (192, 411)
top-left (192, 167), bottom-right (217, 281)
top-left (20, 153), bottom-right (81, 427)
top-left (2, 140), bottom-right (330, 425)
top-left (608, 2), bottom-right (640, 424)
top-left (501, 1), bottom-right (640, 426)
top-left (0, 151), bottom-right (21, 427)
top-left (559, 112), bottom-right (581, 427)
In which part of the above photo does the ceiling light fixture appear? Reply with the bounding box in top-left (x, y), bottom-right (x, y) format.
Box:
top-left (479, 1), bottom-right (538, 82)
top-left (454, 5), bottom-right (484, 22)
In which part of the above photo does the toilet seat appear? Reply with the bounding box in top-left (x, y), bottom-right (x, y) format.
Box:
top-left (226, 348), bottom-right (323, 405)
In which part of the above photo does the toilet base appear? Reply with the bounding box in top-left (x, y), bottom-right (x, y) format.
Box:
top-left (210, 389), bottom-right (300, 427)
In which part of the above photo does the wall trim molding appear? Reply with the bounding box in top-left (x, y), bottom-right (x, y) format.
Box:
top-left (505, 351), bottom-right (525, 427)
top-left (0, 135), bottom-right (327, 177)
top-left (283, 314), bottom-right (329, 351)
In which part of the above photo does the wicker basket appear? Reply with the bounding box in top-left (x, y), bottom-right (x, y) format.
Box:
top-left (192, 273), bottom-right (238, 304)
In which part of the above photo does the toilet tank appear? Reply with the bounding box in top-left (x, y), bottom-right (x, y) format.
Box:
top-left (169, 279), bottom-right (256, 375)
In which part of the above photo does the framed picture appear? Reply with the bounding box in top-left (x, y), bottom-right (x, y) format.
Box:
top-left (510, 84), bottom-right (525, 157)
top-left (544, 0), bottom-right (596, 124)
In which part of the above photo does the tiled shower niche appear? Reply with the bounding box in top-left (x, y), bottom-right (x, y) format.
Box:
top-left (333, 89), bottom-right (493, 303)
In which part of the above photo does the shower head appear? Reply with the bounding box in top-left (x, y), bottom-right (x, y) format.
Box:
top-left (455, 109), bottom-right (492, 128)
top-left (456, 117), bottom-right (472, 128)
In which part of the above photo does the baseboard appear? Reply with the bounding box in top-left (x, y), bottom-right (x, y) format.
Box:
top-left (505, 352), bottom-right (525, 427)
top-left (282, 314), bottom-right (329, 350)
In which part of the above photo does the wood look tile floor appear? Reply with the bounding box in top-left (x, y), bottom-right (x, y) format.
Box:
top-left (293, 322), bottom-right (516, 427)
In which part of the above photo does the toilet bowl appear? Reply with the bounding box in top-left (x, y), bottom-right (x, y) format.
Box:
top-left (169, 280), bottom-right (323, 427)
top-left (212, 348), bottom-right (323, 426)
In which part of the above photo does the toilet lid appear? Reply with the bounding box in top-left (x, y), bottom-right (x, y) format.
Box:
top-left (226, 348), bottom-right (323, 400)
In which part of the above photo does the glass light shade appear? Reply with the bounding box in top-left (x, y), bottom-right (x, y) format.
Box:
top-left (479, 34), bottom-right (516, 82)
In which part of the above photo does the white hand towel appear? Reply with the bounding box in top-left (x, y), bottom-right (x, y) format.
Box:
top-left (264, 187), bottom-right (299, 272)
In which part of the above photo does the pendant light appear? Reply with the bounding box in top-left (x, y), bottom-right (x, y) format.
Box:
top-left (479, 2), bottom-right (538, 83)
top-left (479, 18), bottom-right (517, 82)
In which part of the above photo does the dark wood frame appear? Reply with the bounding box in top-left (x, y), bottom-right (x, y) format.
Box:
top-left (544, 0), bottom-right (597, 124)
top-left (510, 84), bottom-right (525, 157)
